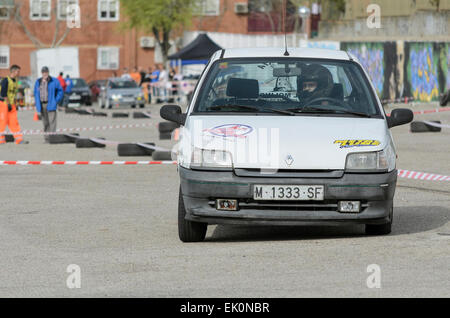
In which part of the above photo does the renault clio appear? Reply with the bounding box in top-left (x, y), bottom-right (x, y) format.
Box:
top-left (161, 48), bottom-right (414, 242)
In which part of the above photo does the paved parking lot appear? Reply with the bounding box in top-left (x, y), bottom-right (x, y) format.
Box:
top-left (0, 103), bottom-right (448, 297)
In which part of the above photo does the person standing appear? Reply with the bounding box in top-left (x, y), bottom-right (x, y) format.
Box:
top-left (0, 64), bottom-right (28, 144)
top-left (150, 65), bottom-right (161, 103)
top-left (130, 67), bottom-right (141, 84)
top-left (121, 68), bottom-right (131, 80)
top-left (57, 72), bottom-right (67, 106)
top-left (63, 74), bottom-right (73, 106)
top-left (34, 66), bottom-right (64, 142)
top-left (158, 65), bottom-right (169, 103)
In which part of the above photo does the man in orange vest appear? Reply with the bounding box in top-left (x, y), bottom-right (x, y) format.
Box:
top-left (0, 64), bottom-right (28, 144)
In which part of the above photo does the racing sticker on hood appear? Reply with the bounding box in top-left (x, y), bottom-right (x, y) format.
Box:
top-left (203, 124), bottom-right (253, 138)
top-left (334, 140), bottom-right (381, 148)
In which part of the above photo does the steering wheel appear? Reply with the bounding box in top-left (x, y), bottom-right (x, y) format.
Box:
top-left (303, 97), bottom-right (348, 108)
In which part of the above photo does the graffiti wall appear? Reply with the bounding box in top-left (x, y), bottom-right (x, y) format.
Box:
top-left (341, 41), bottom-right (450, 102)
top-left (343, 42), bottom-right (385, 97)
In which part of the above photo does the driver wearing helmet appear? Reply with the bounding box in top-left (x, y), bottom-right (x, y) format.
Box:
top-left (298, 64), bottom-right (334, 106)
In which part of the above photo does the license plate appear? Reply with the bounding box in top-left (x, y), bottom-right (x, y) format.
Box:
top-left (123, 98), bottom-right (134, 102)
top-left (70, 95), bottom-right (80, 100)
top-left (253, 185), bottom-right (324, 201)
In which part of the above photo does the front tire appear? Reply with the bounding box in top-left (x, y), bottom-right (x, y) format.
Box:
top-left (365, 205), bottom-right (393, 235)
top-left (178, 187), bottom-right (207, 242)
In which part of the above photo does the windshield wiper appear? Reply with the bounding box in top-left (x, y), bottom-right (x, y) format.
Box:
top-left (286, 106), bottom-right (373, 118)
top-left (206, 104), bottom-right (296, 116)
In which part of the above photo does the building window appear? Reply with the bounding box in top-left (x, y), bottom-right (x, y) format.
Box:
top-left (30, 0), bottom-right (51, 21)
top-left (98, 0), bottom-right (119, 21)
top-left (0, 6), bottom-right (11, 20)
top-left (97, 47), bottom-right (119, 70)
top-left (58, 0), bottom-right (78, 20)
top-left (0, 46), bottom-right (10, 69)
top-left (195, 0), bottom-right (220, 16)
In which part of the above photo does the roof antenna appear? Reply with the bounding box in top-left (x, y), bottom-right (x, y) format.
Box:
top-left (283, 0), bottom-right (289, 56)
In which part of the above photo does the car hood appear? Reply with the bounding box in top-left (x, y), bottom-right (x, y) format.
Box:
top-left (182, 115), bottom-right (390, 170)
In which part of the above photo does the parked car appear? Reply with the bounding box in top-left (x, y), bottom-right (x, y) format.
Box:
top-left (67, 78), bottom-right (92, 106)
top-left (161, 47), bottom-right (414, 242)
top-left (89, 79), bottom-right (107, 102)
top-left (99, 78), bottom-right (145, 109)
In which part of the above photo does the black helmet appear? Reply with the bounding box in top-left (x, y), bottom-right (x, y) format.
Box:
top-left (298, 64), bottom-right (334, 102)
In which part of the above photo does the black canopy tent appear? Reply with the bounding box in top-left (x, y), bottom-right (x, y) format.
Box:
top-left (168, 33), bottom-right (222, 65)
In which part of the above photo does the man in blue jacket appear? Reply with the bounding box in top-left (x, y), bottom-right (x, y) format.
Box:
top-left (34, 66), bottom-right (64, 142)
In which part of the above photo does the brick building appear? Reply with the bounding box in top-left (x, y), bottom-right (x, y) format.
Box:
top-left (0, 0), bottom-right (312, 81)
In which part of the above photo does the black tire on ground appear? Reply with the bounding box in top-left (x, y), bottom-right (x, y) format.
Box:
top-left (92, 112), bottom-right (108, 117)
top-left (159, 132), bottom-right (172, 140)
top-left (158, 121), bottom-right (179, 133)
top-left (117, 143), bottom-right (155, 156)
top-left (133, 112), bottom-right (151, 119)
top-left (440, 90), bottom-right (449, 106)
top-left (139, 104), bottom-right (145, 109)
top-left (48, 134), bottom-right (77, 144)
top-left (5, 134), bottom-right (14, 143)
top-left (112, 112), bottom-right (129, 118)
top-left (178, 187), bottom-right (207, 242)
top-left (410, 121), bottom-right (442, 133)
top-left (75, 138), bottom-right (106, 148)
top-left (65, 107), bottom-right (77, 113)
top-left (63, 133), bottom-right (80, 143)
top-left (74, 109), bottom-right (92, 115)
top-left (152, 151), bottom-right (172, 161)
top-left (365, 205), bottom-right (393, 235)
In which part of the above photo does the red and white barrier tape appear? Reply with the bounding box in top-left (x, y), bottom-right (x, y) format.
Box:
top-left (397, 169), bottom-right (450, 181)
top-left (1, 123), bottom-right (154, 136)
top-left (0, 161), bottom-right (177, 165)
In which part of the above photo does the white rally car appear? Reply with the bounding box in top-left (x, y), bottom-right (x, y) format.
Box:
top-left (161, 48), bottom-right (413, 242)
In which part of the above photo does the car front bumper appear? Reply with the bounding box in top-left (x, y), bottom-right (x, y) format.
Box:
top-left (180, 167), bottom-right (397, 226)
top-left (109, 98), bottom-right (145, 107)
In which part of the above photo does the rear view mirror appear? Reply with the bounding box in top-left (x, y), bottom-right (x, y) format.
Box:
top-left (273, 67), bottom-right (302, 77)
top-left (160, 105), bottom-right (186, 126)
top-left (387, 108), bottom-right (414, 128)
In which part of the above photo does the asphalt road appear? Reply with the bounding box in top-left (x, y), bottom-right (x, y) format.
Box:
top-left (0, 102), bottom-right (448, 297)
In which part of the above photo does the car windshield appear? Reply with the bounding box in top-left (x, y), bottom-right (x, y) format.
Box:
top-left (73, 79), bottom-right (87, 88)
top-left (110, 81), bottom-right (137, 89)
top-left (193, 58), bottom-right (380, 117)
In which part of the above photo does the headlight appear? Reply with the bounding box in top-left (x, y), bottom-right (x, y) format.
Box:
top-left (190, 148), bottom-right (233, 170)
top-left (346, 143), bottom-right (395, 172)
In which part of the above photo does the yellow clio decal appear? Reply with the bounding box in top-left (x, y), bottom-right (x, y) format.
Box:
top-left (334, 140), bottom-right (381, 149)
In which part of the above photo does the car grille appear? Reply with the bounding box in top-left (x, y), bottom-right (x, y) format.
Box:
top-left (234, 169), bottom-right (344, 178)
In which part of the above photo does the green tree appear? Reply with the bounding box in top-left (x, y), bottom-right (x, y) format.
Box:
top-left (121, 0), bottom-right (198, 64)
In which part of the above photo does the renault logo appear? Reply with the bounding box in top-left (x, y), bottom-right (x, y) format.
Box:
top-left (285, 155), bottom-right (294, 166)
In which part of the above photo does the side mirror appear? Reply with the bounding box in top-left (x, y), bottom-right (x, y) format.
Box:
top-left (387, 108), bottom-right (414, 128)
top-left (160, 105), bottom-right (186, 126)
